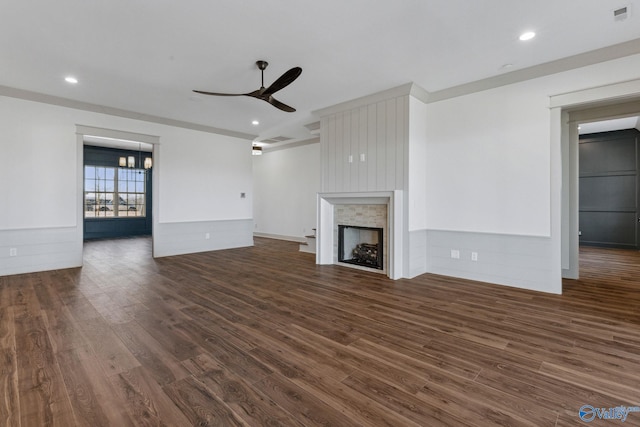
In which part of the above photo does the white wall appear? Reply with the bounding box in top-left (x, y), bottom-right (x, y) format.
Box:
top-left (157, 128), bottom-right (252, 223)
top-left (253, 142), bottom-right (321, 241)
top-left (426, 53), bottom-right (640, 237)
top-left (0, 95), bottom-right (254, 275)
top-left (0, 98), bottom-right (81, 229)
top-left (423, 53), bottom-right (640, 293)
top-left (426, 84), bottom-right (552, 236)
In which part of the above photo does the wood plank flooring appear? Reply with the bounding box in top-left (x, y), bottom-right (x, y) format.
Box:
top-left (1, 238), bottom-right (640, 426)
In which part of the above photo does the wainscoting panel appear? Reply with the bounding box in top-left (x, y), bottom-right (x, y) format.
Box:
top-left (153, 219), bottom-right (254, 257)
top-left (407, 229), bottom-right (428, 278)
top-left (425, 230), bottom-right (561, 294)
top-left (0, 226), bottom-right (82, 276)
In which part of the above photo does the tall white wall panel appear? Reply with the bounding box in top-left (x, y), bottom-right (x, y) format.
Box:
top-left (321, 96), bottom-right (410, 193)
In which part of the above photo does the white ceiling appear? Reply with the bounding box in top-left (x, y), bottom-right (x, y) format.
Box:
top-left (83, 135), bottom-right (153, 152)
top-left (579, 116), bottom-right (640, 135)
top-left (2, 1), bottom-right (640, 144)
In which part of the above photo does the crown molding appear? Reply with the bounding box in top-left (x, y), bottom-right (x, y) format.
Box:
top-left (314, 38), bottom-right (640, 117)
top-left (304, 121), bottom-right (320, 135)
top-left (313, 82), bottom-right (428, 117)
top-left (4, 38), bottom-right (640, 138)
top-left (429, 38), bottom-right (640, 102)
top-left (263, 137), bottom-right (320, 153)
top-left (0, 85), bottom-right (257, 140)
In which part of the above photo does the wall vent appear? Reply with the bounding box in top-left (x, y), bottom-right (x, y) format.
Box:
top-left (613, 6), bottom-right (629, 21)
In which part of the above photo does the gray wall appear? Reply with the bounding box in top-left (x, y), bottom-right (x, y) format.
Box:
top-left (579, 129), bottom-right (639, 249)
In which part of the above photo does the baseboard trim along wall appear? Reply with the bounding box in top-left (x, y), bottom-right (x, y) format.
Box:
top-left (153, 219), bottom-right (254, 258)
top-left (0, 226), bottom-right (82, 277)
top-left (425, 229), bottom-right (561, 294)
top-left (253, 232), bottom-right (306, 243)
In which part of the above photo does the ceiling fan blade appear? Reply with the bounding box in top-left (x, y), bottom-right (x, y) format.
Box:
top-left (244, 89), bottom-right (264, 98)
top-left (262, 67), bottom-right (302, 96)
top-left (266, 96), bottom-right (296, 112)
top-left (193, 90), bottom-right (246, 96)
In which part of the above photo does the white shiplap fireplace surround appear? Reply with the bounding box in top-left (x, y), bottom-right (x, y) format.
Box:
top-left (313, 83), bottom-right (429, 281)
top-left (317, 191), bottom-right (404, 280)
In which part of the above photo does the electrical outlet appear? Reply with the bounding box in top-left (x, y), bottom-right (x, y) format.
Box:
top-left (450, 249), bottom-right (460, 259)
top-left (471, 252), bottom-right (478, 262)
top-left (205, 233), bottom-right (210, 240)
top-left (9, 248), bottom-right (17, 257)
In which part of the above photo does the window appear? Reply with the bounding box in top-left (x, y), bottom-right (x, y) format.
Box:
top-left (84, 165), bottom-right (146, 218)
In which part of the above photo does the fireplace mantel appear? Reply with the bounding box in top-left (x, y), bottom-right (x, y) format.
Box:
top-left (316, 191), bottom-right (403, 279)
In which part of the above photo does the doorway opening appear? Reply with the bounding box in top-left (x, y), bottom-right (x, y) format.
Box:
top-left (83, 145), bottom-right (153, 240)
top-left (76, 125), bottom-right (159, 259)
top-left (577, 124), bottom-right (639, 250)
top-left (558, 93), bottom-right (640, 284)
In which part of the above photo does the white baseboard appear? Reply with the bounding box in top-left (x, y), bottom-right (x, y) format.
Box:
top-left (253, 232), bottom-right (306, 243)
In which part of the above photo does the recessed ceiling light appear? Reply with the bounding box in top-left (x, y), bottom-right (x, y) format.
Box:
top-left (65, 76), bottom-right (78, 84)
top-left (251, 120), bottom-right (260, 126)
top-left (519, 31), bottom-right (536, 41)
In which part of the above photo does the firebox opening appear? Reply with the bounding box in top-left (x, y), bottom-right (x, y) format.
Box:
top-left (338, 225), bottom-right (383, 270)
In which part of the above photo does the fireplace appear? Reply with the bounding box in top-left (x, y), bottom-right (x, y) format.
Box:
top-left (338, 225), bottom-right (383, 270)
top-left (317, 191), bottom-right (401, 279)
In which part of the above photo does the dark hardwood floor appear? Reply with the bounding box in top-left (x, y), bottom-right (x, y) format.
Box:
top-left (1, 238), bottom-right (640, 426)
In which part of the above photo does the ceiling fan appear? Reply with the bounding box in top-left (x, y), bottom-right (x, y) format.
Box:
top-left (194, 60), bottom-right (302, 112)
